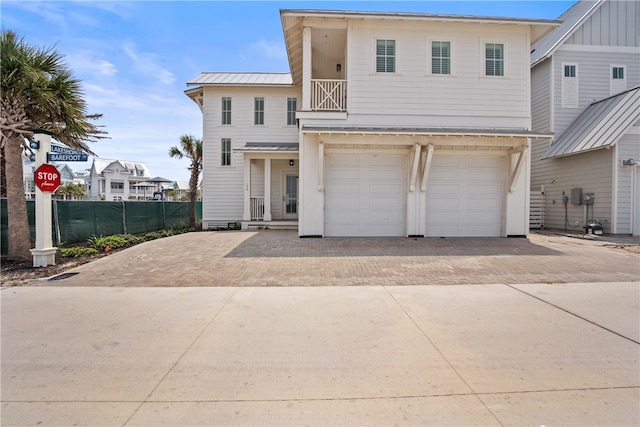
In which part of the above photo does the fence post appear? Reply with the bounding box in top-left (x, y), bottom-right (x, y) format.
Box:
top-left (122, 200), bottom-right (127, 234)
top-left (162, 200), bottom-right (166, 229)
top-left (53, 199), bottom-right (61, 246)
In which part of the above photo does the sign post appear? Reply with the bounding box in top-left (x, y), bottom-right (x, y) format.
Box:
top-left (30, 130), bottom-right (58, 267)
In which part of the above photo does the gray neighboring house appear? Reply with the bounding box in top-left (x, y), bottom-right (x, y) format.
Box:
top-left (530, 0), bottom-right (640, 235)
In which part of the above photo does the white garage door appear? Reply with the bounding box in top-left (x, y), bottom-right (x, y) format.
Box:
top-left (325, 154), bottom-right (406, 236)
top-left (634, 168), bottom-right (640, 236)
top-left (426, 156), bottom-right (504, 237)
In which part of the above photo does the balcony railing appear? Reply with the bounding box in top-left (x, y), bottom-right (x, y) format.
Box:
top-left (311, 79), bottom-right (346, 111)
top-left (250, 197), bottom-right (265, 220)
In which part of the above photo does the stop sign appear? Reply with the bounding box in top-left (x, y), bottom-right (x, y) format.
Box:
top-left (34, 164), bottom-right (61, 193)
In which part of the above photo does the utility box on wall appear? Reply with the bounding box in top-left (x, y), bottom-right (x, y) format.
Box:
top-left (582, 193), bottom-right (594, 205)
top-left (571, 188), bottom-right (582, 205)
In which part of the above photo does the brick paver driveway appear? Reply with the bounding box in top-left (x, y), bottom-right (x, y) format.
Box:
top-left (41, 230), bottom-right (639, 286)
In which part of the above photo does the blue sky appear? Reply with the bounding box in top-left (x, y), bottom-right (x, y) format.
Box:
top-left (2, 1), bottom-right (576, 182)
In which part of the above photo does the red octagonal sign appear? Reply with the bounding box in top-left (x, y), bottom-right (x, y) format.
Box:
top-left (34, 164), bottom-right (61, 193)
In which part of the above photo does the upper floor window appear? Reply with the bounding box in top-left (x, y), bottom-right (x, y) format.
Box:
top-left (221, 138), bottom-right (231, 166)
top-left (485, 43), bottom-right (504, 76)
top-left (376, 39), bottom-right (395, 73)
top-left (287, 97), bottom-right (297, 126)
top-left (611, 65), bottom-right (626, 95)
top-left (562, 63), bottom-right (578, 108)
top-left (221, 97), bottom-right (231, 125)
top-left (431, 41), bottom-right (450, 75)
top-left (254, 97), bottom-right (264, 125)
top-left (110, 181), bottom-right (124, 190)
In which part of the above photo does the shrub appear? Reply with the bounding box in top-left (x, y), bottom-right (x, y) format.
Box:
top-left (59, 247), bottom-right (99, 258)
top-left (87, 234), bottom-right (143, 251)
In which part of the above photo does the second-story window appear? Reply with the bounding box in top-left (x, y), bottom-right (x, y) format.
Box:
top-left (562, 63), bottom-right (578, 108)
top-left (376, 39), bottom-right (395, 73)
top-left (611, 65), bottom-right (626, 95)
top-left (222, 97), bottom-right (231, 125)
top-left (221, 138), bottom-right (231, 166)
top-left (287, 97), bottom-right (297, 126)
top-left (485, 43), bottom-right (504, 76)
top-left (431, 41), bottom-right (451, 75)
top-left (254, 97), bottom-right (264, 125)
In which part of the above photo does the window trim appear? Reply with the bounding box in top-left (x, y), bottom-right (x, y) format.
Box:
top-left (221, 138), bottom-right (232, 167)
top-left (484, 42), bottom-right (505, 77)
top-left (430, 40), bottom-right (451, 75)
top-left (221, 97), bottom-right (232, 125)
top-left (375, 38), bottom-right (396, 73)
top-left (254, 97), bottom-right (264, 126)
top-left (286, 97), bottom-right (297, 126)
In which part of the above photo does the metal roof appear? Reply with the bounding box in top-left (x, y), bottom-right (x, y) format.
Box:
top-left (234, 142), bottom-right (299, 152)
top-left (301, 125), bottom-right (553, 139)
top-left (531, 0), bottom-right (602, 67)
top-left (544, 86), bottom-right (640, 159)
top-left (187, 72), bottom-right (293, 86)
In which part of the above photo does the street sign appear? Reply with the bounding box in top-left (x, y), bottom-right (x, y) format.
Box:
top-left (34, 164), bottom-right (61, 193)
top-left (29, 154), bottom-right (36, 162)
top-left (29, 140), bottom-right (40, 149)
top-left (48, 145), bottom-right (89, 162)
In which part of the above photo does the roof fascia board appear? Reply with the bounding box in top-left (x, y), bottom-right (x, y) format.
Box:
top-left (531, 0), bottom-right (603, 67)
top-left (302, 127), bottom-right (553, 139)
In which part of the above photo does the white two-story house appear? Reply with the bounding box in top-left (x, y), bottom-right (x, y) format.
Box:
top-left (530, 0), bottom-right (640, 235)
top-left (187, 9), bottom-right (558, 237)
top-left (88, 158), bottom-right (151, 201)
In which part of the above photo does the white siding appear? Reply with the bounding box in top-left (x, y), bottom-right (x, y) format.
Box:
top-left (344, 19), bottom-right (532, 129)
top-left (531, 58), bottom-right (552, 132)
top-left (532, 149), bottom-right (614, 232)
top-left (552, 49), bottom-right (640, 135)
top-left (565, 0), bottom-right (640, 47)
top-left (201, 86), bottom-right (301, 227)
top-left (615, 126), bottom-right (640, 233)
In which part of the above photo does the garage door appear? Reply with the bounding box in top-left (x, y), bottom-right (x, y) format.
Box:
top-left (634, 168), bottom-right (640, 236)
top-left (426, 156), bottom-right (504, 237)
top-left (325, 154), bottom-right (406, 236)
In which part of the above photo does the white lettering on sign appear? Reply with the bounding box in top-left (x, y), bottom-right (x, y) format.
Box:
top-left (37, 171), bottom-right (58, 180)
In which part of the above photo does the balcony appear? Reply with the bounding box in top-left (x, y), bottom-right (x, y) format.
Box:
top-left (311, 79), bottom-right (346, 111)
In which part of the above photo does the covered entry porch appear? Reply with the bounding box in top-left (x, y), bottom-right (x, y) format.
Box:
top-left (235, 143), bottom-right (299, 230)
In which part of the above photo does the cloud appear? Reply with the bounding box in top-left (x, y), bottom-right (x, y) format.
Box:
top-left (122, 42), bottom-right (176, 85)
top-left (66, 51), bottom-right (118, 77)
top-left (250, 39), bottom-right (287, 61)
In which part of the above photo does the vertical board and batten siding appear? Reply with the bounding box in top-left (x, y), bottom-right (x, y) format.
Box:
top-left (553, 49), bottom-right (640, 135)
top-left (532, 149), bottom-right (614, 232)
top-left (531, 59), bottom-right (552, 132)
top-left (344, 20), bottom-right (532, 129)
top-left (201, 86), bottom-right (300, 226)
top-left (565, 0), bottom-right (640, 47)
top-left (615, 127), bottom-right (640, 233)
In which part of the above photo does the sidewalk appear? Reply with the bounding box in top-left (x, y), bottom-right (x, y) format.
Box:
top-left (2, 282), bottom-right (639, 426)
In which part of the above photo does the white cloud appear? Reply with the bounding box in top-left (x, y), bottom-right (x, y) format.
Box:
top-left (122, 42), bottom-right (176, 85)
top-left (66, 51), bottom-right (118, 77)
top-left (250, 39), bottom-right (287, 61)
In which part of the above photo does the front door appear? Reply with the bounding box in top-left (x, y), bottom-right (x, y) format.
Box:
top-left (283, 173), bottom-right (298, 219)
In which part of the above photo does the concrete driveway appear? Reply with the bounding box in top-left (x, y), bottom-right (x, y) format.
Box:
top-left (1, 231), bottom-right (639, 426)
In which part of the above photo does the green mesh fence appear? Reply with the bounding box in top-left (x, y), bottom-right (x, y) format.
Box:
top-left (1, 199), bottom-right (202, 254)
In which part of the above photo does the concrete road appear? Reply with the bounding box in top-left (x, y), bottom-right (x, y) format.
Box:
top-left (2, 282), bottom-right (638, 426)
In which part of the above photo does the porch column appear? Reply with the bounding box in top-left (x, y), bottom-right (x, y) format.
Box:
top-left (302, 26), bottom-right (312, 111)
top-left (264, 159), bottom-right (272, 221)
top-left (243, 157), bottom-right (251, 221)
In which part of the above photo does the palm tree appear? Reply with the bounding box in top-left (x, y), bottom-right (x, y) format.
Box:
top-left (1, 30), bottom-right (107, 260)
top-left (169, 134), bottom-right (202, 229)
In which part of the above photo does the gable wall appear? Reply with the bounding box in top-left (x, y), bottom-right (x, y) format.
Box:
top-left (201, 86), bottom-right (301, 225)
top-left (344, 19), bottom-right (532, 129)
top-left (566, 0), bottom-right (639, 47)
top-left (531, 58), bottom-right (552, 132)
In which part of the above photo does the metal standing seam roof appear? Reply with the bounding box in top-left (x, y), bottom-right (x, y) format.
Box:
top-left (530, 0), bottom-right (603, 66)
top-left (234, 142), bottom-right (299, 152)
top-left (187, 72), bottom-right (293, 86)
top-left (544, 86), bottom-right (640, 159)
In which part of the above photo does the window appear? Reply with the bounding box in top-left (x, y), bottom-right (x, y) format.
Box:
top-left (110, 181), bottom-right (124, 190)
top-left (611, 65), bottom-right (626, 95)
top-left (485, 43), bottom-right (504, 76)
top-left (562, 63), bottom-right (578, 108)
top-left (221, 97), bottom-right (231, 125)
top-left (376, 39), bottom-right (395, 73)
top-left (287, 97), bottom-right (297, 126)
top-left (564, 64), bottom-right (576, 77)
top-left (221, 138), bottom-right (231, 166)
top-left (254, 97), bottom-right (264, 125)
top-left (431, 41), bottom-right (450, 74)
